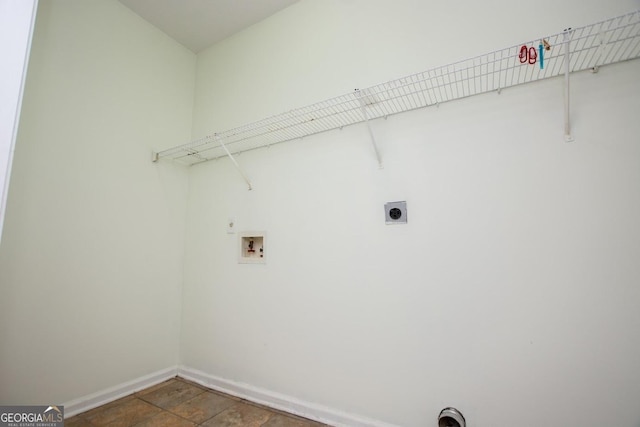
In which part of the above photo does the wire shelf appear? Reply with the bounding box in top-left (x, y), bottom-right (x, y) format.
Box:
top-left (155, 10), bottom-right (640, 166)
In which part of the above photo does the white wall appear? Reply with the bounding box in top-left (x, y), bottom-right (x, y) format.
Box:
top-left (182, 1), bottom-right (640, 426)
top-left (0, 0), bottom-right (38, 242)
top-left (190, 0), bottom-right (640, 138)
top-left (0, 0), bottom-right (195, 405)
top-left (1, 0), bottom-right (638, 424)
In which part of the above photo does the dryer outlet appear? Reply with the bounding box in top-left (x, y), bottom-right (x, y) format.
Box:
top-left (385, 201), bottom-right (407, 224)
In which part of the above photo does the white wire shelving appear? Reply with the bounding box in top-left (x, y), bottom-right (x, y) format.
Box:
top-left (154, 10), bottom-right (640, 169)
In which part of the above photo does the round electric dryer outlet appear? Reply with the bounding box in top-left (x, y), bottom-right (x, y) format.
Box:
top-left (384, 201), bottom-right (407, 224)
top-left (389, 207), bottom-right (402, 220)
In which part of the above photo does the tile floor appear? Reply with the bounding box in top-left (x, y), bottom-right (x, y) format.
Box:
top-left (65, 377), bottom-right (328, 427)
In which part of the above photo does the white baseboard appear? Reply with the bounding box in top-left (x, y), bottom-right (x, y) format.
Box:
top-left (62, 365), bottom-right (398, 426)
top-left (177, 365), bottom-right (398, 427)
top-left (63, 366), bottom-right (178, 418)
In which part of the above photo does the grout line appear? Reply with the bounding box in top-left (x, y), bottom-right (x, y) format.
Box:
top-left (70, 374), bottom-right (325, 427)
top-left (131, 377), bottom-right (208, 426)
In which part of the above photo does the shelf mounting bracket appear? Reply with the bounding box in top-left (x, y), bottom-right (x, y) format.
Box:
top-left (563, 28), bottom-right (574, 142)
top-left (356, 89), bottom-right (383, 169)
top-left (215, 134), bottom-right (253, 190)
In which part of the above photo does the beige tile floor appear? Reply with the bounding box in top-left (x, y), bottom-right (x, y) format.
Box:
top-left (65, 377), bottom-right (328, 427)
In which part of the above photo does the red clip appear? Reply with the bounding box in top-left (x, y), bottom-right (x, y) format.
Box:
top-left (528, 46), bottom-right (538, 64)
top-left (519, 45), bottom-right (528, 63)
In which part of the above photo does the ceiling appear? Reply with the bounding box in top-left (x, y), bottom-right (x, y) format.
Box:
top-left (118, 0), bottom-right (300, 53)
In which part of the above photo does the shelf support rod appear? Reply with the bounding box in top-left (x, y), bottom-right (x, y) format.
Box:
top-left (563, 28), bottom-right (574, 142)
top-left (216, 134), bottom-right (252, 190)
top-left (356, 90), bottom-right (383, 169)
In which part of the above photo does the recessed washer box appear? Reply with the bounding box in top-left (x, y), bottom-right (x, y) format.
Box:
top-left (239, 232), bottom-right (265, 264)
top-left (385, 201), bottom-right (407, 224)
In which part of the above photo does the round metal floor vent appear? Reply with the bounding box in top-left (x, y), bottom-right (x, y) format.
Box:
top-left (438, 407), bottom-right (465, 427)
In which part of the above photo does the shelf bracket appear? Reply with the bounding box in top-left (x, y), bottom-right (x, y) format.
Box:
top-left (563, 28), bottom-right (574, 142)
top-left (215, 134), bottom-right (253, 190)
top-left (591, 29), bottom-right (608, 73)
top-left (356, 90), bottom-right (383, 169)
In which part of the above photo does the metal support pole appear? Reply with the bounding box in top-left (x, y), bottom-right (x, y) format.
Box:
top-left (563, 28), bottom-right (574, 142)
top-left (216, 135), bottom-right (252, 190)
top-left (356, 90), bottom-right (383, 168)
